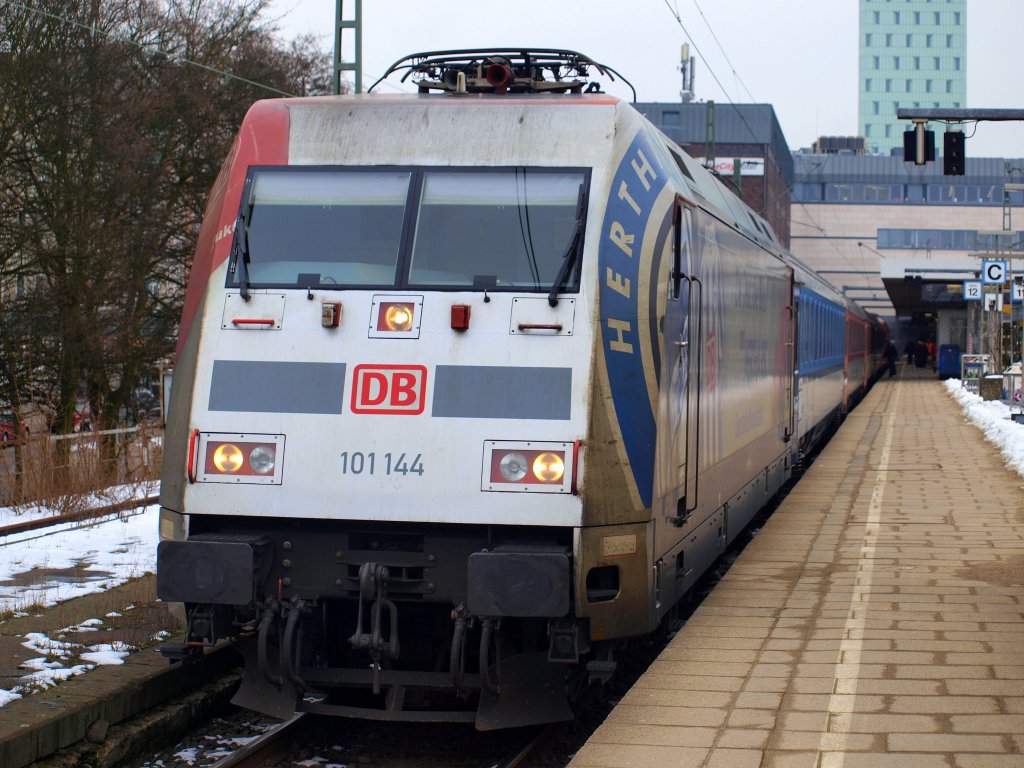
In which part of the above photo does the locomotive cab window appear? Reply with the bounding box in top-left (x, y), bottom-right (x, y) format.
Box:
top-left (229, 166), bottom-right (589, 294)
top-left (410, 170), bottom-right (586, 290)
top-left (237, 170), bottom-right (411, 287)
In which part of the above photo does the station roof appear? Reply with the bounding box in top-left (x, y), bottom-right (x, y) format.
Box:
top-left (792, 153), bottom-right (1024, 185)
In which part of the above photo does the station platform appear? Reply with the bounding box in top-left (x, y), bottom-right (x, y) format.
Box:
top-left (569, 368), bottom-right (1024, 767)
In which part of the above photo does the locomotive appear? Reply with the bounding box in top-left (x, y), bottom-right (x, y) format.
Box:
top-left (156, 49), bottom-right (885, 730)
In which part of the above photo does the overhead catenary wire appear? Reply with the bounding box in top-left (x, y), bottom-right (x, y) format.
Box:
top-left (658, 3), bottom-right (886, 312)
top-left (687, 0), bottom-right (757, 104)
top-left (659, 0), bottom-right (762, 147)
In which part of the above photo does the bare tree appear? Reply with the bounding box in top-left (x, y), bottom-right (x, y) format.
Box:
top-left (0, 0), bottom-right (331, 488)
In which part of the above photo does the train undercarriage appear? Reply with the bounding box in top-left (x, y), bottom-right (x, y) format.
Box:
top-left (158, 517), bottom-right (614, 730)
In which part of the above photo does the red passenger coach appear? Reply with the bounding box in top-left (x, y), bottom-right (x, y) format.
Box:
top-left (844, 309), bottom-right (873, 407)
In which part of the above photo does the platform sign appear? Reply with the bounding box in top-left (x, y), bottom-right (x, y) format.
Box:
top-left (1013, 282), bottom-right (1024, 303)
top-left (963, 280), bottom-right (982, 301)
top-left (982, 260), bottom-right (1007, 284)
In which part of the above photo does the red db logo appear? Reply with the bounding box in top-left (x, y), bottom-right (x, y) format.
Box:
top-left (351, 365), bottom-right (428, 415)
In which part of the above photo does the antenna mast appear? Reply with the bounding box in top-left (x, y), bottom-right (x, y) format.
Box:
top-left (680, 43), bottom-right (695, 103)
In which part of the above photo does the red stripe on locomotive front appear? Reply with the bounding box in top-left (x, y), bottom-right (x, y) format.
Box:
top-left (175, 100), bottom-right (290, 361)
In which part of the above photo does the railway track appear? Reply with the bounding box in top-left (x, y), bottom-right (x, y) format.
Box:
top-left (0, 494), bottom-right (158, 539)
top-left (143, 710), bottom-right (558, 768)
top-left (207, 712), bottom-right (306, 768)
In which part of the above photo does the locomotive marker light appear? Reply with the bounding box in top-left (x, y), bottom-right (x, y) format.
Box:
top-left (451, 304), bottom-right (471, 331)
top-left (321, 301), bottom-right (342, 328)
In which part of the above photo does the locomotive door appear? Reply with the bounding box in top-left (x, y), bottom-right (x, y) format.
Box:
top-left (656, 195), bottom-right (701, 555)
top-left (783, 267), bottom-right (796, 442)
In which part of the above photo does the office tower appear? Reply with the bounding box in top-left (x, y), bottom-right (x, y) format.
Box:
top-left (859, 0), bottom-right (966, 155)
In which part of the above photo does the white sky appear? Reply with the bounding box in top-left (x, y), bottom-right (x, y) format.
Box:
top-left (266, 0), bottom-right (1024, 158)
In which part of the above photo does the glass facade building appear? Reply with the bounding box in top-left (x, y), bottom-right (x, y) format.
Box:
top-left (858, 0), bottom-right (966, 155)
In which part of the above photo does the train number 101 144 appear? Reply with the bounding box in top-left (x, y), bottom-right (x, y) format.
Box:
top-left (339, 451), bottom-right (424, 476)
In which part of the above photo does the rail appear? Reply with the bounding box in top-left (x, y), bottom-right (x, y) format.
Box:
top-left (207, 713), bottom-right (306, 768)
top-left (0, 494), bottom-right (159, 537)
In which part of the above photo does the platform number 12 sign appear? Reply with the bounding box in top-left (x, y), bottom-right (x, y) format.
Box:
top-left (963, 281), bottom-right (982, 301)
top-left (1014, 283), bottom-right (1024, 303)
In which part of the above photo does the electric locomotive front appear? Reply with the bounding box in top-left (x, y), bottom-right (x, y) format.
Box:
top-left (156, 51), bottom-right (661, 729)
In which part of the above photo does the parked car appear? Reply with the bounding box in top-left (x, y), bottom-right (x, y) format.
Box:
top-left (130, 387), bottom-right (158, 422)
top-left (0, 412), bottom-right (29, 446)
top-left (46, 400), bottom-right (93, 433)
top-left (74, 400), bottom-right (93, 431)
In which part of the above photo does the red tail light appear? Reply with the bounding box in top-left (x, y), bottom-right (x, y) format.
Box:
top-left (451, 304), bottom-right (471, 331)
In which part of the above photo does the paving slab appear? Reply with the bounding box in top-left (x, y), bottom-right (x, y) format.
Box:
top-left (569, 372), bottom-right (1024, 767)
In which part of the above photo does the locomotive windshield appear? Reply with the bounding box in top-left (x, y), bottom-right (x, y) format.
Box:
top-left (241, 170), bottom-right (411, 287)
top-left (229, 166), bottom-right (588, 292)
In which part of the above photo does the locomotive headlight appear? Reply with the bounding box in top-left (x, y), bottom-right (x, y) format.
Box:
top-left (498, 452), bottom-right (529, 481)
top-left (380, 302), bottom-right (415, 332)
top-left (212, 443), bottom-right (244, 473)
top-left (532, 452), bottom-right (565, 483)
top-left (369, 296), bottom-right (423, 339)
top-left (249, 445), bottom-right (276, 474)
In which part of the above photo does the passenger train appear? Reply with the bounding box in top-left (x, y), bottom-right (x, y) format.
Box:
top-left (156, 49), bottom-right (886, 730)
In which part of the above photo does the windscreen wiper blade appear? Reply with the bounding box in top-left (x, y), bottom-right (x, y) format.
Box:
top-left (230, 213), bottom-right (252, 301)
top-left (547, 186), bottom-right (587, 307)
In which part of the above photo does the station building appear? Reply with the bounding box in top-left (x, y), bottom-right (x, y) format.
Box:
top-left (859, 0), bottom-right (966, 156)
top-left (637, 100), bottom-right (1023, 361)
top-left (790, 152), bottom-right (1024, 357)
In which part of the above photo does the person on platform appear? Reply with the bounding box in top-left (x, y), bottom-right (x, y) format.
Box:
top-left (884, 340), bottom-right (899, 377)
top-left (904, 340), bottom-right (915, 365)
top-left (915, 340), bottom-right (928, 368)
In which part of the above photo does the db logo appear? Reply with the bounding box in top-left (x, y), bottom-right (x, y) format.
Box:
top-left (351, 365), bottom-right (428, 415)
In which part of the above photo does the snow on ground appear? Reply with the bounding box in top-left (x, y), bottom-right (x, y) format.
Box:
top-left (944, 379), bottom-right (1024, 478)
top-left (0, 492), bottom-right (162, 706)
top-left (0, 499), bottom-right (159, 614)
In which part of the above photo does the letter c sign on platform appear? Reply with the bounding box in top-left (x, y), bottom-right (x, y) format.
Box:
top-left (982, 260), bottom-right (1007, 285)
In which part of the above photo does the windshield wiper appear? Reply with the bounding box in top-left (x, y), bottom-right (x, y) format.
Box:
top-left (547, 185), bottom-right (587, 307)
top-left (230, 213), bottom-right (252, 302)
